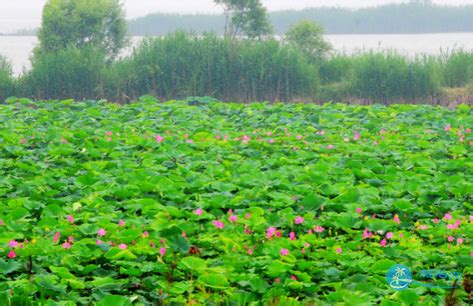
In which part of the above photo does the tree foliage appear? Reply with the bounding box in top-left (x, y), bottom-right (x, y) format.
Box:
top-left (214, 0), bottom-right (272, 39)
top-left (37, 0), bottom-right (128, 58)
top-left (286, 20), bottom-right (331, 64)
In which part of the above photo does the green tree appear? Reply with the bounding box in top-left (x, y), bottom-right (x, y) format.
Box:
top-left (215, 0), bottom-right (273, 39)
top-left (37, 0), bottom-right (128, 58)
top-left (286, 20), bottom-right (332, 63)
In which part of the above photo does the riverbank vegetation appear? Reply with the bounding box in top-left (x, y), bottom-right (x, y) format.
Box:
top-left (2, 0), bottom-right (473, 105)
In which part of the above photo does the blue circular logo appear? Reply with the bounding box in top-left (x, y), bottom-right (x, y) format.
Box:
top-left (386, 264), bottom-right (412, 291)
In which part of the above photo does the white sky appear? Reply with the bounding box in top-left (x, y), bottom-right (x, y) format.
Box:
top-left (1, 0), bottom-right (473, 33)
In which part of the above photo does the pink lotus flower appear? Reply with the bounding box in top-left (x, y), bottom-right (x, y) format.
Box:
top-left (356, 207), bottom-right (362, 214)
top-left (399, 233), bottom-right (404, 238)
top-left (280, 248), bottom-right (289, 256)
top-left (466, 128), bottom-right (471, 133)
top-left (444, 213), bottom-right (452, 221)
top-left (8, 240), bottom-right (18, 248)
top-left (380, 128), bottom-right (386, 135)
top-left (143, 231), bottom-right (149, 238)
top-left (344, 137), bottom-right (350, 142)
top-left (386, 232), bottom-right (393, 239)
top-left (194, 208), bottom-right (203, 216)
top-left (289, 232), bottom-right (296, 241)
top-left (362, 229), bottom-right (373, 239)
top-left (266, 132), bottom-right (272, 137)
top-left (7, 250), bottom-right (16, 259)
top-left (244, 227), bottom-right (251, 235)
top-left (266, 227), bottom-right (276, 239)
top-left (20, 138), bottom-right (27, 144)
top-left (308, 229), bottom-right (313, 234)
top-left (419, 225), bottom-right (427, 230)
top-left (67, 215), bottom-right (74, 224)
top-left (275, 278), bottom-right (280, 283)
top-left (448, 236), bottom-right (454, 242)
top-left (53, 232), bottom-right (61, 243)
top-left (118, 220), bottom-right (125, 226)
top-left (294, 216), bottom-right (304, 225)
top-left (106, 131), bottom-right (112, 136)
top-left (97, 228), bottom-right (107, 237)
top-left (444, 124), bottom-right (451, 132)
top-left (212, 220), bottom-right (224, 229)
top-left (457, 238), bottom-right (463, 244)
top-left (336, 247), bottom-right (342, 254)
top-left (118, 244), bottom-right (127, 250)
top-left (106, 137), bottom-right (112, 142)
top-left (296, 135), bottom-right (303, 140)
top-left (155, 134), bottom-right (164, 143)
top-left (380, 239), bottom-right (387, 247)
top-left (96, 240), bottom-right (103, 245)
top-left (353, 132), bottom-right (360, 141)
top-left (290, 275), bottom-right (297, 281)
top-left (268, 139), bottom-right (275, 144)
top-left (433, 218), bottom-right (439, 224)
top-left (245, 213), bottom-right (251, 219)
top-left (470, 215), bottom-right (473, 222)
top-left (327, 144), bottom-right (334, 149)
top-left (248, 248), bottom-right (253, 255)
top-left (393, 215), bottom-right (400, 224)
top-left (275, 230), bottom-right (282, 237)
top-left (68, 236), bottom-right (74, 242)
top-left (0, 220), bottom-right (4, 226)
top-left (159, 247), bottom-right (166, 256)
top-left (314, 226), bottom-right (325, 233)
top-left (229, 215), bottom-right (238, 223)
top-left (62, 242), bottom-right (71, 249)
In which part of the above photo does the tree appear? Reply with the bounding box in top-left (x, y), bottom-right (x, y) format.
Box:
top-left (214, 0), bottom-right (273, 39)
top-left (286, 20), bottom-right (332, 63)
top-left (37, 0), bottom-right (128, 58)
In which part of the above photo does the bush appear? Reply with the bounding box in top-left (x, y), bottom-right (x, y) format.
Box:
top-left (0, 56), bottom-right (14, 102)
top-left (24, 47), bottom-right (106, 100)
top-left (350, 52), bottom-right (440, 102)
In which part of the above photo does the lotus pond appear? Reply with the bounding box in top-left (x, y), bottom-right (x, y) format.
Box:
top-left (0, 97), bottom-right (472, 305)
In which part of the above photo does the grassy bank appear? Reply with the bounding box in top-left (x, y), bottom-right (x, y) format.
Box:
top-left (2, 33), bottom-right (473, 104)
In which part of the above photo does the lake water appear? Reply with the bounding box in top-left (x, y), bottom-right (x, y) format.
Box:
top-left (2, 33), bottom-right (473, 75)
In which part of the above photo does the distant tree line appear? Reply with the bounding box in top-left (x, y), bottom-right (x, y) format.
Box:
top-left (128, 2), bottom-right (473, 36)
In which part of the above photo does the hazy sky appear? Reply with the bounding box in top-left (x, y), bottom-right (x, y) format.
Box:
top-left (1, 0), bottom-right (473, 33)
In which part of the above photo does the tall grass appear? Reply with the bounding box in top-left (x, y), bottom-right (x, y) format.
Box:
top-left (20, 47), bottom-right (106, 100)
top-left (349, 52), bottom-right (441, 102)
top-left (0, 56), bottom-right (15, 102)
top-left (441, 50), bottom-right (473, 87)
top-left (105, 32), bottom-right (318, 102)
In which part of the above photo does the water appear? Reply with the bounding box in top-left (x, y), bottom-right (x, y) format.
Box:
top-left (2, 33), bottom-right (473, 76)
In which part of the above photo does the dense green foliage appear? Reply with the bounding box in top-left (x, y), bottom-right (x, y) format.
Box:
top-left (285, 21), bottom-right (331, 64)
top-left (128, 3), bottom-right (473, 36)
top-left (0, 99), bottom-right (471, 304)
top-left (215, 0), bottom-right (273, 39)
top-left (350, 53), bottom-right (440, 102)
top-left (0, 56), bottom-right (14, 102)
top-left (441, 51), bottom-right (473, 88)
top-left (37, 0), bottom-right (128, 58)
top-left (22, 47), bottom-right (106, 100)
